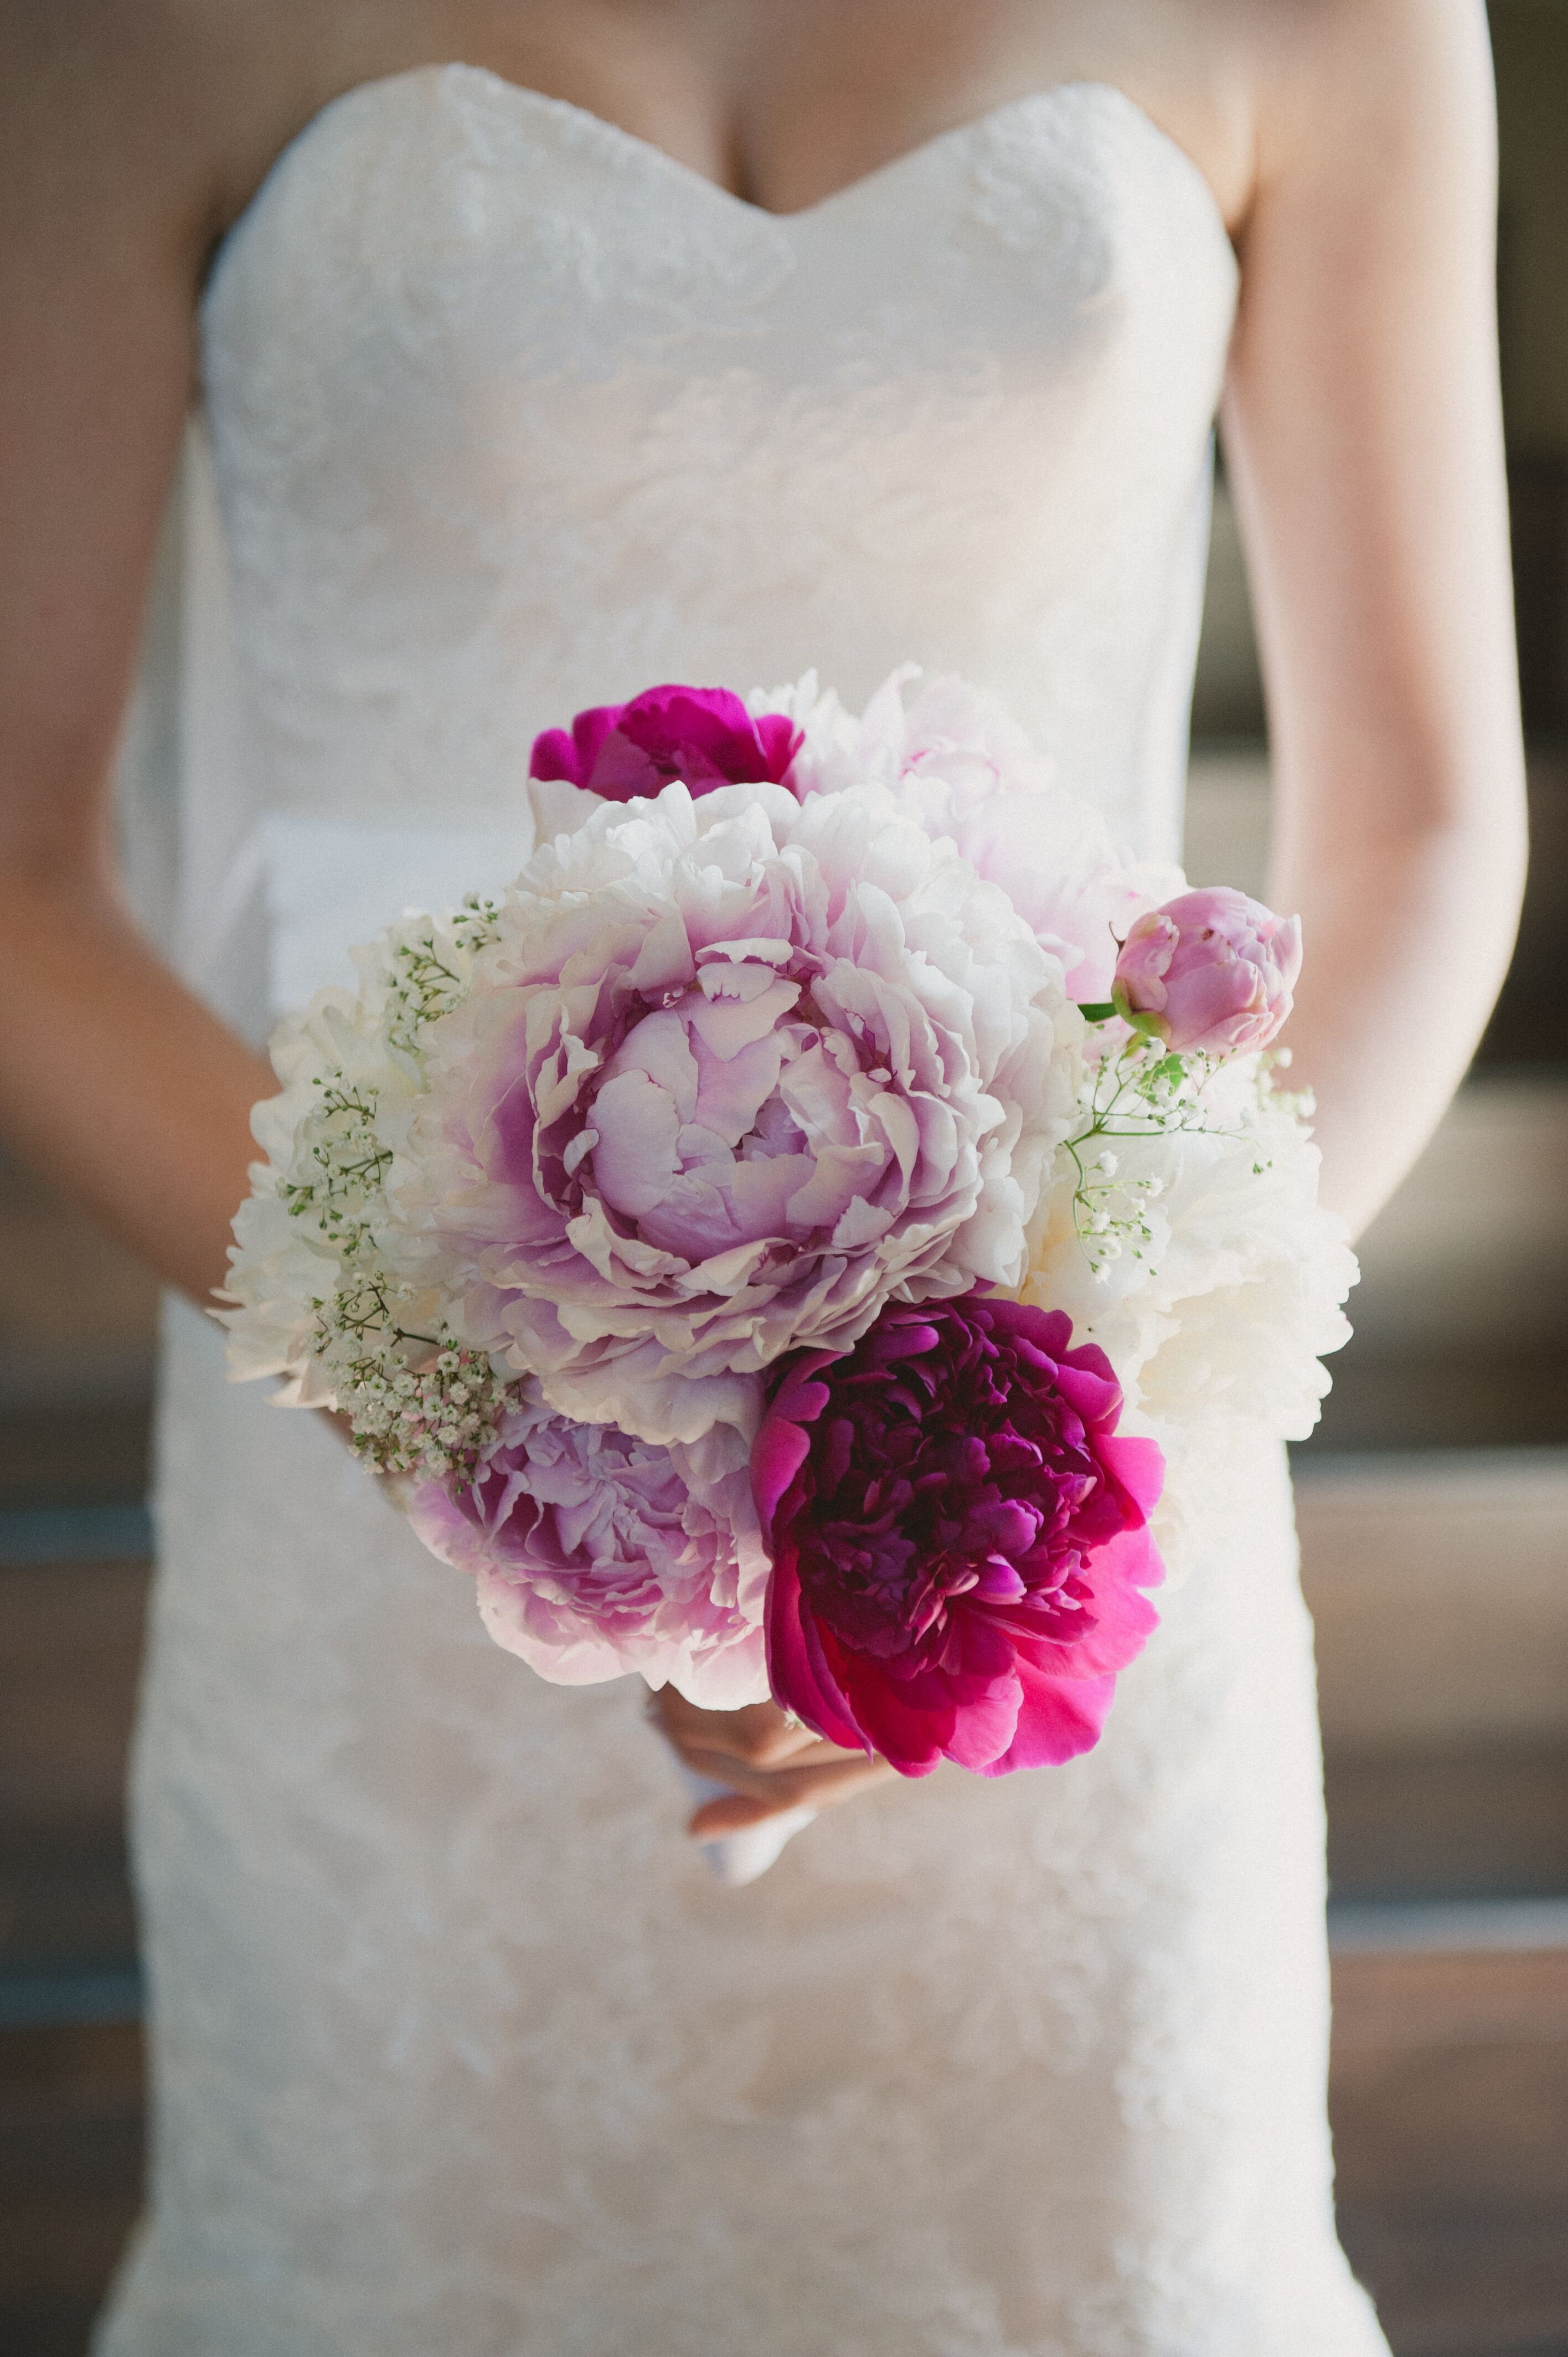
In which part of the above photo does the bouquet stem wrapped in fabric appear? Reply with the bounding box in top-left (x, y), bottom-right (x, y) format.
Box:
top-left (220, 672), bottom-right (1354, 1863)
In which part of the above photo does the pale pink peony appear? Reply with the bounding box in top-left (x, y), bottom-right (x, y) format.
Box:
top-left (389, 780), bottom-right (1079, 1444)
top-left (407, 1398), bottom-right (768, 1707)
top-left (779, 670), bottom-right (1184, 1001)
top-left (1112, 887), bottom-right (1303, 1056)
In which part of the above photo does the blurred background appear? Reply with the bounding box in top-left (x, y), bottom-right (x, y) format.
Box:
top-left (3, 6), bottom-right (1567, 2350)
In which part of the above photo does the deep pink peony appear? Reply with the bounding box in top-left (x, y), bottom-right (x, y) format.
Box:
top-left (407, 1397), bottom-right (768, 1707)
top-left (1112, 887), bottom-right (1302, 1057)
top-left (529, 685), bottom-right (802, 802)
top-left (752, 1295), bottom-right (1164, 1777)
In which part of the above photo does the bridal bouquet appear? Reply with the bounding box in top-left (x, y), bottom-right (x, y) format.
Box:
top-left (220, 671), bottom-right (1354, 1783)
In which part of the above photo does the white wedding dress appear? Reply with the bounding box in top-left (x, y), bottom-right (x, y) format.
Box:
top-left (100, 68), bottom-right (1389, 2354)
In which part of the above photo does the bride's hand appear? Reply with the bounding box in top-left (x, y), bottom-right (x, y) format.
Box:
top-left (646, 1689), bottom-right (898, 1839)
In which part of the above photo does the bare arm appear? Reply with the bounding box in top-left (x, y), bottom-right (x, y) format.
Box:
top-left (0, 12), bottom-right (891, 1846)
top-left (1224, 0), bottom-right (1527, 1237)
top-left (664, 3), bottom-right (1531, 1820)
top-left (0, 9), bottom-right (277, 1303)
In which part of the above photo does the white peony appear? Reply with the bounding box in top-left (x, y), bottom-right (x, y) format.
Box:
top-left (1020, 1053), bottom-right (1357, 1444)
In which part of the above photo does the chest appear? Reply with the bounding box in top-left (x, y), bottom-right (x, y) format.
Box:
top-left (275, 0), bottom-right (1246, 227)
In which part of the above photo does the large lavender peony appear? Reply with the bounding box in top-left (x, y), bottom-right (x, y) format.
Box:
top-left (407, 1397), bottom-right (769, 1707)
top-left (388, 780), bottom-right (1081, 1443)
top-left (752, 1295), bottom-right (1165, 1776)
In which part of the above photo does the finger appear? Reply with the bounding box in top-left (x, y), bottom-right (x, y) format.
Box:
top-left (648, 1687), bottom-right (821, 1769)
top-left (687, 1757), bottom-right (898, 1836)
top-left (680, 1747), bottom-right (895, 1820)
top-left (662, 1720), bottom-right (868, 1787)
top-left (651, 1691), bottom-right (819, 1768)
top-left (688, 1791), bottom-right (792, 1838)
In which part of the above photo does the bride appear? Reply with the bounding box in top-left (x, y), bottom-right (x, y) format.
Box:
top-left (0, 2), bottom-right (1525, 2348)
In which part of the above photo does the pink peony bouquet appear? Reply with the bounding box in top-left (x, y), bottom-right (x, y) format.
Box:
top-left (221, 672), bottom-right (1353, 1797)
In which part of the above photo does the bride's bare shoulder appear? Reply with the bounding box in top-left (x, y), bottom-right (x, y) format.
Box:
top-left (1231, 0), bottom-right (1495, 174)
top-left (0, 0), bottom-right (355, 257)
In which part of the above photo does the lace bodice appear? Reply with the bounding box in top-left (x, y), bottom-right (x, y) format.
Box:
top-left (181, 68), bottom-right (1234, 1025)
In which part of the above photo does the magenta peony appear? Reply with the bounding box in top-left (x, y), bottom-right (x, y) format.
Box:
top-left (1112, 887), bottom-right (1302, 1056)
top-left (406, 1397), bottom-right (769, 1707)
top-left (529, 684), bottom-right (801, 802)
top-left (752, 1295), bottom-right (1164, 1777)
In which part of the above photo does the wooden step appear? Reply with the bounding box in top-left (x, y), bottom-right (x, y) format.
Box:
top-left (0, 1151), bottom-right (157, 1514)
top-left (1330, 1945), bottom-right (1568, 2354)
top-left (0, 2020), bottom-right (142, 2357)
top-left (1296, 1452), bottom-right (1568, 1753)
top-left (1303, 1073), bottom-right (1568, 1454)
top-left (1326, 1747), bottom-right (1568, 1903)
top-left (0, 1559), bottom-right (147, 1991)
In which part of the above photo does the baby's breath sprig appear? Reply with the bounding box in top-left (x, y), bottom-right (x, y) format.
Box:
top-left (326, 1330), bottom-right (511, 1481)
top-left (385, 896), bottom-right (501, 1056)
top-left (279, 1079), bottom-right (392, 1249)
top-left (1062, 1136), bottom-right (1164, 1283)
top-left (274, 936), bottom-right (518, 1477)
top-left (1255, 1044), bottom-right (1314, 1125)
top-left (1065, 1028), bottom-right (1236, 1280)
top-left (303, 1260), bottom-right (512, 1480)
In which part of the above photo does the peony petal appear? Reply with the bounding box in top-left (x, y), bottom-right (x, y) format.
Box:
top-left (1049, 1358), bottom-right (1124, 1429)
top-left (836, 1655), bottom-right (951, 1775)
top-left (527, 724), bottom-right (582, 784)
top-left (600, 1007), bottom-right (700, 1124)
top-left (628, 911), bottom-right (697, 995)
top-left (1095, 1432), bottom-right (1167, 1520)
top-left (936, 1671), bottom-right (1024, 1771)
top-left (585, 729), bottom-right (664, 798)
top-left (765, 1552), bottom-right (865, 1752)
top-left (689, 968), bottom-right (801, 1055)
top-left (978, 1665), bottom-right (1117, 1772)
top-left (689, 1031), bottom-right (791, 1148)
top-left (786, 1144), bottom-right (888, 1234)
top-left (587, 1071), bottom-right (681, 1217)
top-left (751, 1424), bottom-right (812, 1537)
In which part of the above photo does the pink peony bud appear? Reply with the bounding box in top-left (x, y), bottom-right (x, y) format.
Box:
top-left (1111, 888), bottom-right (1302, 1057)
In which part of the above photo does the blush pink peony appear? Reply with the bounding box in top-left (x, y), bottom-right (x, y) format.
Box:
top-left (406, 1397), bottom-right (769, 1707)
top-left (777, 669), bottom-right (1186, 1002)
top-left (752, 1294), bottom-right (1165, 1776)
top-left (529, 684), bottom-right (801, 802)
top-left (1112, 887), bottom-right (1302, 1056)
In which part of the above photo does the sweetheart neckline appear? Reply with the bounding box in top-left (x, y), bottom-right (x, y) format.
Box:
top-left (208, 64), bottom-right (1236, 306)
